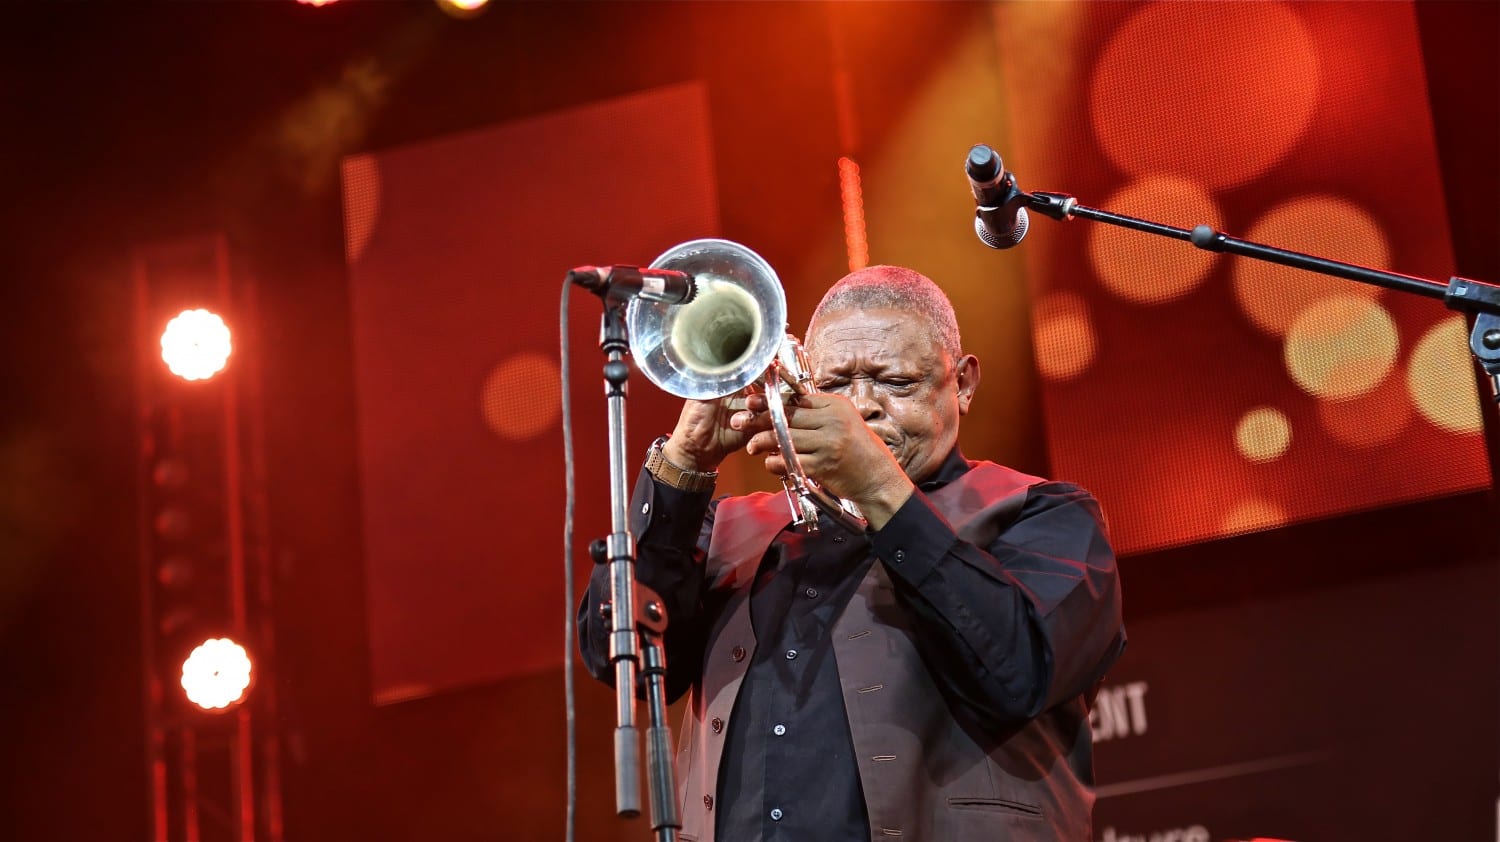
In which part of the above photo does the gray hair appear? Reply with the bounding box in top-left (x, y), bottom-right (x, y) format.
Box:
top-left (807, 265), bottom-right (962, 363)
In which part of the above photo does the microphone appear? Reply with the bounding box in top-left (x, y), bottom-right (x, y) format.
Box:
top-left (567, 265), bottom-right (696, 305)
top-left (966, 144), bottom-right (1029, 249)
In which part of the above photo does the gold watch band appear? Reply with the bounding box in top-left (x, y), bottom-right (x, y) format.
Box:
top-left (645, 436), bottom-right (718, 492)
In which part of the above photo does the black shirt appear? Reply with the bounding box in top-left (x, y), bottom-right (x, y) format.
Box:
top-left (715, 498), bottom-right (878, 841)
top-left (685, 450), bottom-right (975, 841)
top-left (579, 446), bottom-right (1122, 840)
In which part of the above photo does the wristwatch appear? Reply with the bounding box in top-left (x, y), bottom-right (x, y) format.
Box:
top-left (645, 435), bottom-right (718, 492)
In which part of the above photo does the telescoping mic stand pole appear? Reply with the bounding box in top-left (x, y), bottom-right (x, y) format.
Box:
top-left (571, 267), bottom-right (682, 842)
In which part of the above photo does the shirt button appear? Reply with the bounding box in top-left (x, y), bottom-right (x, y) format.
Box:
top-left (785, 649), bottom-right (797, 660)
top-left (641, 502), bottom-right (650, 515)
top-left (704, 795), bottom-right (713, 810)
top-left (731, 645), bottom-right (746, 662)
top-left (770, 808), bottom-right (783, 821)
top-left (772, 724), bottom-right (786, 736)
top-left (710, 717), bottom-right (724, 734)
top-left (894, 549), bottom-right (906, 563)
top-left (804, 587), bottom-right (818, 599)
top-left (833, 535), bottom-right (845, 543)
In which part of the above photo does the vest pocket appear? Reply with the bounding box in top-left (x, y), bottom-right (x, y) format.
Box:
top-left (947, 796), bottom-right (1044, 819)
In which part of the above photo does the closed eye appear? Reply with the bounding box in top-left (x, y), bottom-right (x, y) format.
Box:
top-left (817, 377), bottom-right (850, 392)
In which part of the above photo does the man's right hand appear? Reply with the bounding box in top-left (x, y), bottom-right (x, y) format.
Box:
top-left (661, 395), bottom-right (754, 473)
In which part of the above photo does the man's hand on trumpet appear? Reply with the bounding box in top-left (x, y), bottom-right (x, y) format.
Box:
top-left (732, 391), bottom-right (914, 531)
top-left (660, 395), bottom-right (758, 475)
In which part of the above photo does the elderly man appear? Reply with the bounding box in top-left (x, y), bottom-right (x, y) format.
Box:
top-left (580, 265), bottom-right (1125, 841)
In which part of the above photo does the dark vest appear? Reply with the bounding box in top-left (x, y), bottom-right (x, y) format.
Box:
top-left (674, 462), bottom-right (1098, 841)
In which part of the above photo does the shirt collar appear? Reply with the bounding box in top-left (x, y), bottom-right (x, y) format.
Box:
top-left (916, 446), bottom-right (970, 491)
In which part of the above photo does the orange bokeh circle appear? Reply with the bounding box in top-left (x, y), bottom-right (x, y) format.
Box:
top-left (1234, 406), bottom-right (1292, 463)
top-left (481, 352), bottom-right (561, 441)
top-left (1407, 315), bottom-right (1483, 435)
top-left (1089, 176), bottom-right (1221, 304)
top-left (1089, 1), bottom-right (1319, 189)
top-left (1219, 496), bottom-right (1288, 539)
top-left (1317, 372), bottom-right (1410, 448)
top-left (1234, 196), bottom-right (1390, 337)
top-left (1282, 295), bottom-right (1398, 401)
top-left (1032, 291), bottom-right (1098, 381)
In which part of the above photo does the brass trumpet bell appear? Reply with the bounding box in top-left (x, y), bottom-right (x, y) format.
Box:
top-left (627, 238), bottom-right (788, 400)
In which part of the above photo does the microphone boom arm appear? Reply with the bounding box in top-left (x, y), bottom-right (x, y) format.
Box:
top-left (1006, 186), bottom-right (1500, 396)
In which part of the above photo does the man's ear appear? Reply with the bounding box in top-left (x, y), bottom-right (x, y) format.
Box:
top-left (955, 354), bottom-right (980, 415)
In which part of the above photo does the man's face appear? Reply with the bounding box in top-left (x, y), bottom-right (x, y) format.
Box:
top-left (807, 307), bottom-right (978, 485)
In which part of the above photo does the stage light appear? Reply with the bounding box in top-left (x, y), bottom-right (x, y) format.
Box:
top-left (181, 638), bottom-right (253, 711)
top-left (837, 157), bottom-right (869, 272)
top-left (161, 309), bottom-right (232, 382)
top-left (297, 0), bottom-right (339, 6)
top-left (436, 0), bottom-right (490, 18)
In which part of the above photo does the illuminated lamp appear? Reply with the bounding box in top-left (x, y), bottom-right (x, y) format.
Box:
top-left (837, 157), bottom-right (869, 272)
top-left (161, 309), bottom-right (232, 382)
top-left (181, 637), bottom-right (253, 711)
top-left (296, 0), bottom-right (339, 6)
top-left (436, 0), bottom-right (490, 17)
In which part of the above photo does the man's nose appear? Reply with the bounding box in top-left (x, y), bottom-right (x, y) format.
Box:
top-left (849, 379), bottom-right (883, 420)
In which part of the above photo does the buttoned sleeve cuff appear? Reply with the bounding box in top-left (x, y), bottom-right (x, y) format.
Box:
top-left (867, 488), bottom-right (959, 585)
top-left (630, 466), bottom-right (714, 549)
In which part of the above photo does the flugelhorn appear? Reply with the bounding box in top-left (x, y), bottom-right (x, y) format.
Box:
top-left (627, 238), bottom-right (865, 533)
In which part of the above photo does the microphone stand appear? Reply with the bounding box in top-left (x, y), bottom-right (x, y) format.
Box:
top-left (1018, 190), bottom-right (1500, 394)
top-left (588, 292), bottom-right (680, 842)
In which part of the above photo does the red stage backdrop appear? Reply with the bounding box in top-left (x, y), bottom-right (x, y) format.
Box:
top-left (342, 82), bottom-right (717, 704)
top-left (994, 1), bottom-right (1489, 554)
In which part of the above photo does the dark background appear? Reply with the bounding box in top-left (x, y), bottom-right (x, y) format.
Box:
top-left (0, 2), bottom-right (1494, 840)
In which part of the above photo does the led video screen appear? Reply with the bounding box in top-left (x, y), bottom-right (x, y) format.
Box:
top-left (994, 1), bottom-right (1489, 554)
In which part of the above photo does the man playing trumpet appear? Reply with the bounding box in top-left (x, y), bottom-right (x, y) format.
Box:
top-left (581, 264), bottom-right (1125, 840)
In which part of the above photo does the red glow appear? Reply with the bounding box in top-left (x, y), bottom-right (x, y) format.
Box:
top-left (837, 156), bottom-right (868, 272)
top-left (296, 0), bottom-right (339, 6)
top-left (181, 638), bottom-right (253, 711)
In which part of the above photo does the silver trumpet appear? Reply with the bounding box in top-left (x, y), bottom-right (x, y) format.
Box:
top-left (627, 238), bottom-right (866, 534)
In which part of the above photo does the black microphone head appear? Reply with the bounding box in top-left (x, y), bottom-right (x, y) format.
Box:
top-left (966, 144), bottom-right (1001, 181)
top-left (567, 266), bottom-right (607, 291)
